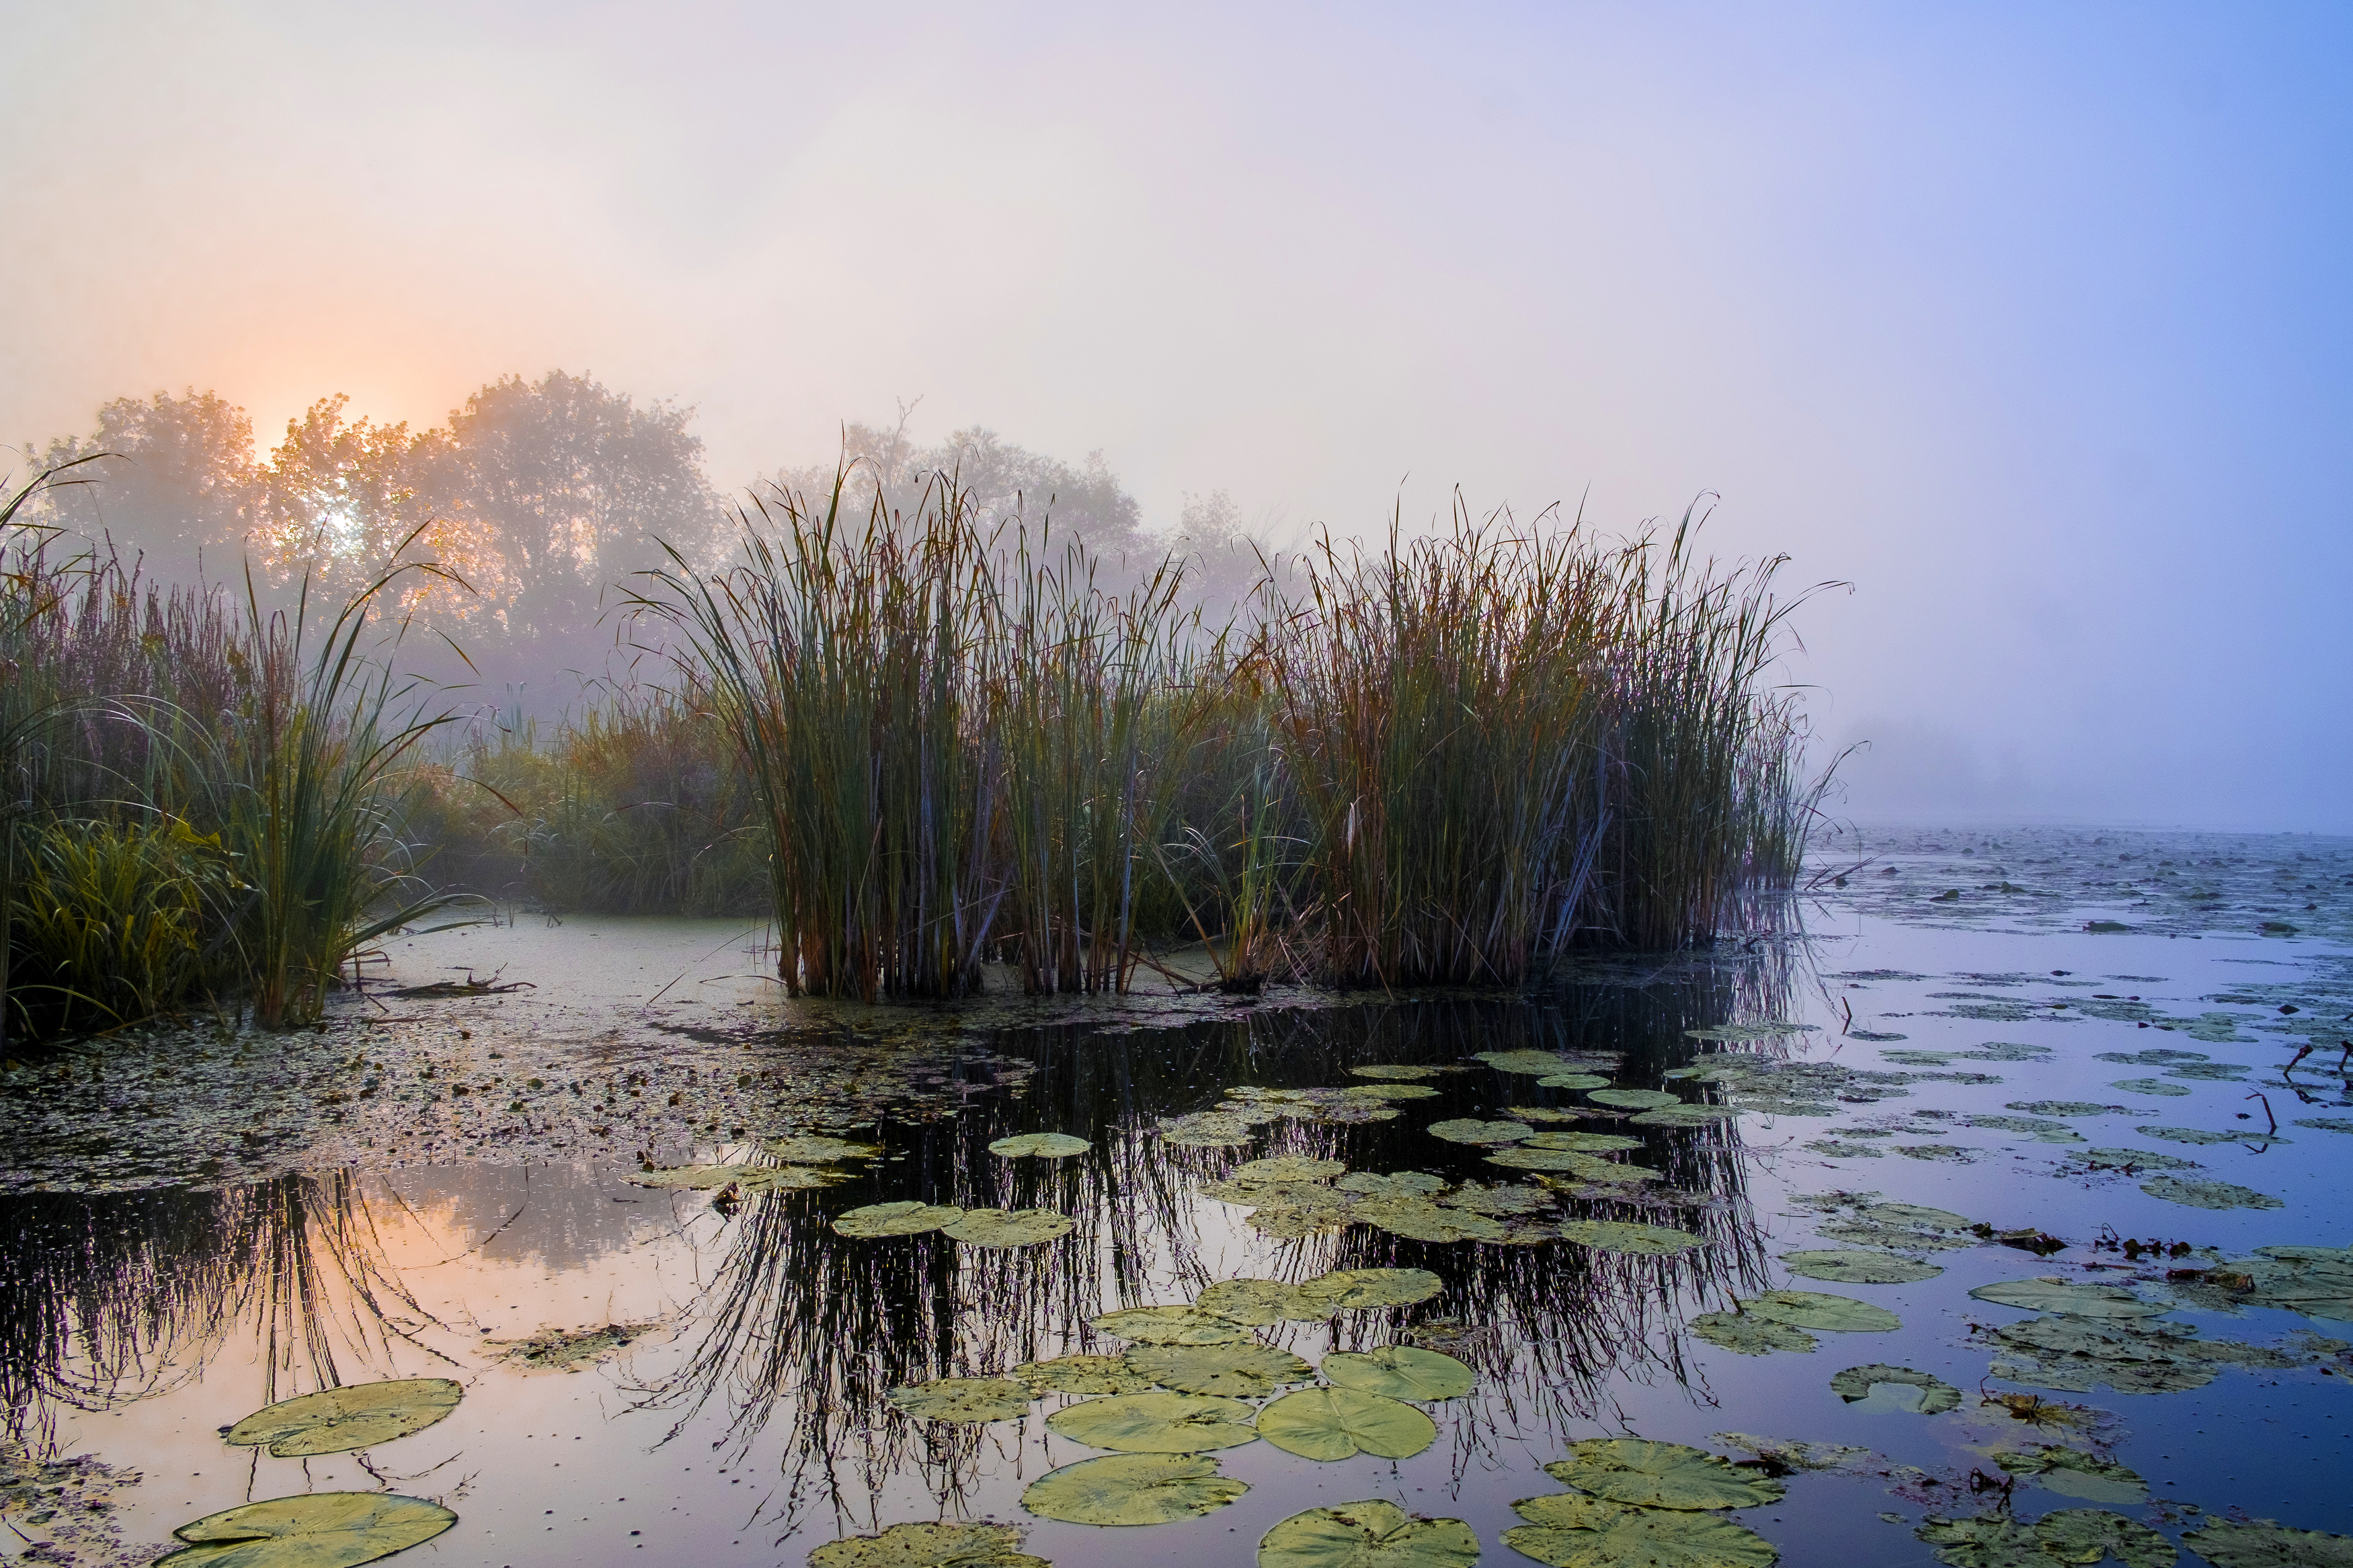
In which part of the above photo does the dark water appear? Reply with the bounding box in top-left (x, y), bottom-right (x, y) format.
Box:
top-left (3, 832), bottom-right (2350, 1567)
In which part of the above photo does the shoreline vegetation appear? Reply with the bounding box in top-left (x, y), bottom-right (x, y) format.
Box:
top-left (2, 456), bottom-right (1835, 1040)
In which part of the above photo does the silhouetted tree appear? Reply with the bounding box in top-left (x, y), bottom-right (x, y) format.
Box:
top-left (24, 390), bottom-right (264, 581)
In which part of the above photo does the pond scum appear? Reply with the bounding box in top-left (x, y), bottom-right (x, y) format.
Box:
top-left (3, 457), bottom-right (1831, 1038)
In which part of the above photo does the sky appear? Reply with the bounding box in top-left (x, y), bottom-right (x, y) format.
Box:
top-left (4, 1), bottom-right (2348, 831)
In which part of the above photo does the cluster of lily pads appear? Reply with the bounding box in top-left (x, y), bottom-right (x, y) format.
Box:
top-left (634, 1132), bottom-right (884, 1192)
top-left (1968, 1272), bottom-right (2350, 1396)
top-left (156, 1377), bottom-right (465, 1567)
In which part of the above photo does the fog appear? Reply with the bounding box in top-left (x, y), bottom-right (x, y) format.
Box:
top-left (5, 3), bottom-right (2348, 831)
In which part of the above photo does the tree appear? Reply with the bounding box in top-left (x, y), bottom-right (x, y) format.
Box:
top-left (24, 389), bottom-right (264, 581)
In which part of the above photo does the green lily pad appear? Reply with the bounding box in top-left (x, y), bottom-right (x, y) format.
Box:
top-left (1558, 1220), bottom-right (1704, 1254)
top-left (1521, 1132), bottom-right (1644, 1152)
top-left (1257, 1387), bottom-right (1436, 1460)
top-left (1437, 1182), bottom-right (1554, 1216)
top-left (2141, 1175), bottom-right (2284, 1211)
top-left (1257, 1500), bottom-right (1480, 1568)
top-left (943, 1209), bottom-right (1074, 1247)
top-left (764, 1134), bottom-right (880, 1163)
top-left (1829, 1364), bottom-right (1960, 1413)
top-left (1195, 1278), bottom-right (1326, 1324)
top-left (1917, 1513), bottom-right (2051, 1568)
top-left (1345, 1083), bottom-right (1443, 1102)
top-left (1503, 1501), bottom-right (1779, 1568)
top-left (1123, 1343), bottom-right (1314, 1398)
top-left (1631, 1105), bottom-right (1744, 1126)
top-left (1814, 1220), bottom-right (1977, 1252)
top-left (2031, 1508), bottom-right (2174, 1568)
top-left (807, 1521), bottom-right (1045, 1567)
top-left (2112, 1079), bottom-right (2194, 1097)
top-left (1709, 1434), bottom-right (1870, 1471)
top-left (1319, 1346), bottom-right (1474, 1401)
top-left (1428, 1118), bottom-right (1533, 1145)
top-left (835, 1201), bottom-right (965, 1238)
top-left (1967, 1280), bottom-right (2167, 1319)
top-left (887, 1377), bottom-right (1034, 1423)
top-left (2294, 1118), bottom-right (2353, 1134)
top-left (1782, 1251), bottom-right (1940, 1284)
top-left (1248, 1203), bottom-right (1360, 1240)
top-left (1478, 1050), bottom-right (1583, 1075)
top-left (1350, 1065), bottom-right (1445, 1080)
top-left (155, 1493), bottom-right (456, 1568)
top-left (1536, 1074), bottom-right (1613, 1091)
top-left (2007, 1102), bottom-right (2120, 1118)
top-left (1507, 1105), bottom-right (1590, 1122)
top-left (1336, 1171), bottom-right (1449, 1197)
top-left (1689, 1313), bottom-right (1817, 1356)
top-left (1989, 1445), bottom-right (2146, 1504)
top-left (1233, 1156), bottom-right (1347, 1183)
top-left (1091, 1306), bottom-right (1251, 1344)
top-left (2137, 1126), bottom-right (2291, 1147)
top-left (1359, 1198), bottom-right (1509, 1243)
top-left (1856, 1202), bottom-right (1972, 1231)
top-left (1544, 1439), bottom-right (1786, 1510)
top-left (635, 1163), bottom-right (837, 1191)
top-left (988, 1132), bottom-right (1091, 1159)
top-left (1686, 1022), bottom-right (1815, 1041)
top-left (2077, 1148), bottom-right (2201, 1171)
top-left (1161, 1113), bottom-right (1259, 1147)
top-left (1014, 1354), bottom-right (1160, 1395)
top-left (2180, 1519), bottom-right (2353, 1568)
top-left (1020, 1452), bottom-right (1247, 1526)
top-left (1743, 1290), bottom-right (1900, 1333)
top-left (1589, 1089), bottom-right (1681, 1110)
top-left (1300, 1267), bottom-right (1444, 1310)
top-left (1486, 1147), bottom-right (1613, 1175)
top-left (223, 1379), bottom-right (462, 1458)
top-left (1045, 1391), bottom-right (1261, 1452)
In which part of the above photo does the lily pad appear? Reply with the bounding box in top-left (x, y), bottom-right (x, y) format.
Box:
top-left (1345, 1083), bottom-right (1443, 1102)
top-left (155, 1493), bottom-right (457, 1568)
top-left (1257, 1500), bottom-right (1480, 1568)
top-left (1558, 1220), bottom-right (1704, 1255)
top-left (2141, 1175), bottom-right (2284, 1211)
top-left (1589, 1089), bottom-right (1681, 1110)
top-left (1020, 1452), bottom-right (1247, 1526)
top-left (1537, 1073), bottom-right (1614, 1090)
top-left (2294, 1118), bottom-right (2353, 1134)
top-left (1503, 1500), bottom-right (1779, 1568)
top-left (1544, 1440), bottom-right (1785, 1510)
top-left (943, 1208), bottom-right (1074, 1247)
top-left (1300, 1267), bottom-right (1445, 1310)
top-left (1438, 1182), bottom-right (1555, 1216)
top-left (1257, 1387), bottom-right (1437, 1460)
top-left (1631, 1105), bottom-right (1743, 1126)
top-left (2180, 1519), bottom-right (2353, 1568)
top-left (223, 1380), bottom-right (462, 1458)
top-left (1522, 1132), bottom-right (1644, 1152)
top-left (1336, 1171), bottom-right (1449, 1197)
top-left (1689, 1313), bottom-right (1817, 1356)
top-left (1989, 1445), bottom-right (2147, 1504)
top-left (1359, 1198), bottom-right (1509, 1243)
top-left (807, 1522), bottom-right (1045, 1567)
top-left (765, 1134), bottom-right (880, 1163)
top-left (1917, 1514), bottom-right (2052, 1568)
top-left (836, 1201), bottom-right (965, 1238)
top-left (1509, 1105), bottom-right (1591, 1122)
top-left (2077, 1148), bottom-right (2201, 1171)
top-left (2032, 1508), bottom-right (2174, 1568)
top-left (887, 1377), bottom-right (1035, 1423)
top-left (1320, 1346), bottom-right (1475, 1401)
top-left (1858, 1202), bottom-right (1973, 1231)
top-left (635, 1163), bottom-right (836, 1191)
top-left (2137, 1126), bottom-right (2291, 1147)
top-left (1350, 1065), bottom-right (1445, 1080)
top-left (1968, 1280), bottom-right (2168, 1319)
top-left (2112, 1079), bottom-right (2194, 1098)
top-left (1234, 1156), bottom-right (1347, 1184)
top-left (1161, 1113), bottom-right (1259, 1147)
top-left (1829, 1364), bottom-right (1961, 1413)
top-left (1046, 1391), bottom-right (1261, 1452)
top-left (1743, 1290), bottom-right (1900, 1333)
top-left (1092, 1306), bottom-right (1252, 1344)
top-left (2007, 1102), bottom-right (2120, 1118)
top-left (1428, 1118), bottom-right (1533, 1145)
top-left (1478, 1050), bottom-right (1582, 1075)
top-left (1123, 1343), bottom-right (1314, 1398)
top-left (1195, 1278), bottom-right (1326, 1325)
top-left (988, 1132), bottom-right (1091, 1159)
top-left (1014, 1354), bottom-right (1160, 1395)
top-left (1710, 1434), bottom-right (1870, 1471)
top-left (1782, 1251), bottom-right (1941, 1284)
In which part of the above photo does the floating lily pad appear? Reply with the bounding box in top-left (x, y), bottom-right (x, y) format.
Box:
top-left (1161, 1113), bottom-right (1259, 1147)
top-left (1428, 1118), bottom-right (1533, 1145)
top-left (1686, 1022), bottom-right (1815, 1041)
top-left (1545, 1438), bottom-right (1786, 1510)
top-left (1989, 1446), bottom-right (2147, 1504)
top-left (1814, 1220), bottom-right (1977, 1252)
top-left (1020, 1452), bottom-right (1247, 1526)
top-left (988, 1132), bottom-right (1091, 1159)
top-left (1345, 1083), bottom-right (1443, 1102)
top-left (1257, 1387), bottom-right (1436, 1460)
top-left (2077, 1148), bottom-right (2201, 1171)
top-left (156, 1493), bottom-right (457, 1568)
top-left (1588, 1089), bottom-right (1681, 1110)
top-left (1300, 1267), bottom-right (1444, 1311)
top-left (1092, 1306), bottom-right (1252, 1344)
top-left (1195, 1278), bottom-right (1325, 1325)
top-left (2294, 1118), bottom-right (2353, 1134)
top-left (1504, 1499), bottom-right (1780, 1568)
top-left (2112, 1079), bottom-right (2194, 1097)
top-left (2006, 1102), bottom-right (2121, 1118)
top-left (1438, 1182), bottom-right (1554, 1216)
top-left (1856, 1202), bottom-right (1974, 1232)
top-left (2141, 1175), bottom-right (2284, 1211)
top-left (943, 1208), bottom-right (1074, 1247)
top-left (1257, 1500), bottom-right (1480, 1568)
top-left (223, 1379), bottom-right (463, 1458)
top-left (1743, 1290), bottom-right (1901, 1333)
top-left (1631, 1105), bottom-right (1743, 1126)
top-left (1559, 1220), bottom-right (1704, 1254)
top-left (1046, 1391), bottom-right (1261, 1452)
top-left (2032, 1508), bottom-right (2175, 1568)
top-left (1014, 1354), bottom-right (1160, 1395)
top-left (635, 1163), bottom-right (837, 1191)
top-left (1320, 1346), bottom-right (1475, 1401)
top-left (1335, 1171), bottom-right (1449, 1197)
top-left (1351, 1065), bottom-right (1445, 1081)
top-left (1536, 1074), bottom-right (1613, 1091)
top-left (1123, 1344), bottom-right (1314, 1398)
top-left (1233, 1156), bottom-right (1347, 1184)
top-left (1486, 1147), bottom-right (1607, 1174)
top-left (2180, 1518), bottom-right (2353, 1568)
top-left (765, 1134), bottom-right (880, 1163)
top-left (1916, 1513), bottom-right (2051, 1568)
top-left (1522, 1132), bottom-right (1644, 1152)
top-left (887, 1377), bottom-right (1034, 1423)
top-left (835, 1201), bottom-right (965, 1238)
top-left (1359, 1197), bottom-right (1508, 1243)
top-left (1478, 1050), bottom-right (1582, 1075)
top-left (1689, 1313), bottom-right (1817, 1356)
top-left (1829, 1364), bottom-right (1960, 1413)
top-left (1967, 1280), bottom-right (2167, 1319)
top-left (2137, 1126), bottom-right (2291, 1147)
top-left (1783, 1251), bottom-right (1941, 1284)
top-left (1710, 1434), bottom-right (1870, 1471)
top-left (807, 1521), bottom-right (1045, 1567)
top-left (1509, 1105), bottom-right (1590, 1122)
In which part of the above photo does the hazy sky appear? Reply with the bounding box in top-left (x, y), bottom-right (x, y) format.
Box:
top-left (6, 3), bottom-right (2348, 831)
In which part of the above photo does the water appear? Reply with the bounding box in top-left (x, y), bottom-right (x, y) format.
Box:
top-left (3, 829), bottom-right (2349, 1568)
